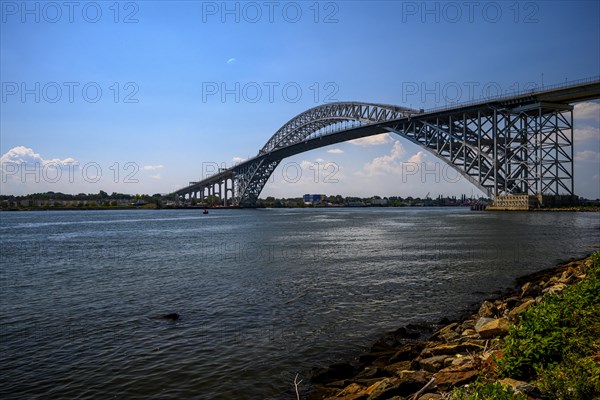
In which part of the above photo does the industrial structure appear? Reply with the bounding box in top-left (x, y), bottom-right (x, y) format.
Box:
top-left (174, 77), bottom-right (600, 209)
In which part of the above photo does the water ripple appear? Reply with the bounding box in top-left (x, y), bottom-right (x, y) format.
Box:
top-left (1, 208), bottom-right (598, 399)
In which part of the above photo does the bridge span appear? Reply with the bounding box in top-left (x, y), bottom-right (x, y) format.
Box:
top-left (174, 77), bottom-right (600, 208)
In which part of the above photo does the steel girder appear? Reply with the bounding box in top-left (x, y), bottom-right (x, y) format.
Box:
top-left (232, 157), bottom-right (281, 207)
top-left (383, 103), bottom-right (573, 198)
top-left (259, 102), bottom-right (418, 154)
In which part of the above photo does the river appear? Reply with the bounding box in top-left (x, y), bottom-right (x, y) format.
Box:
top-left (0, 208), bottom-right (598, 399)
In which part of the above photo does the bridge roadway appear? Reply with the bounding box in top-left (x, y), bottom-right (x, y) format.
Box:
top-left (174, 77), bottom-right (600, 207)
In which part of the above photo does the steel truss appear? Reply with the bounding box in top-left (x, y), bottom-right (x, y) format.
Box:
top-left (385, 102), bottom-right (574, 198)
top-left (173, 91), bottom-right (584, 207)
top-left (259, 102), bottom-right (418, 154)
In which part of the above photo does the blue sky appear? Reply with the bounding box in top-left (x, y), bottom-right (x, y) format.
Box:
top-left (1, 1), bottom-right (599, 198)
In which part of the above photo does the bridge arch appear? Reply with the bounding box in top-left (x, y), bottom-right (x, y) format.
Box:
top-left (259, 102), bottom-right (419, 154)
top-left (235, 103), bottom-right (420, 205)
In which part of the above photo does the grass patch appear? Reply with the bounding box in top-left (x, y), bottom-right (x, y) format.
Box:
top-left (450, 380), bottom-right (528, 400)
top-left (500, 254), bottom-right (600, 380)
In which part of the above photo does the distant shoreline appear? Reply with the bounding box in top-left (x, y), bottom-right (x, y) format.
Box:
top-left (1, 205), bottom-right (599, 212)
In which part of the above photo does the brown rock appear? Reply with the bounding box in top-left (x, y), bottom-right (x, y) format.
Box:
top-left (461, 320), bottom-right (475, 331)
top-left (429, 323), bottom-right (458, 341)
top-left (389, 342), bottom-right (426, 363)
top-left (359, 351), bottom-right (396, 365)
top-left (327, 380), bottom-right (352, 389)
top-left (539, 280), bottom-right (546, 288)
top-left (441, 330), bottom-right (461, 342)
top-left (503, 296), bottom-right (521, 309)
top-left (393, 370), bottom-right (433, 395)
top-left (324, 393), bottom-right (367, 400)
top-left (364, 378), bottom-right (401, 400)
top-left (309, 385), bottom-right (339, 400)
top-left (451, 355), bottom-right (474, 367)
top-left (474, 317), bottom-right (494, 330)
top-left (478, 300), bottom-right (497, 318)
top-left (354, 378), bottom-right (386, 389)
top-left (326, 383), bottom-right (368, 400)
top-left (543, 283), bottom-right (567, 295)
top-left (481, 350), bottom-right (503, 375)
top-left (475, 318), bottom-right (509, 339)
top-left (509, 299), bottom-right (535, 318)
top-left (372, 356), bottom-right (392, 369)
top-left (558, 270), bottom-right (574, 284)
top-left (417, 394), bottom-right (444, 400)
top-left (383, 361), bottom-right (413, 376)
top-left (420, 343), bottom-right (483, 358)
top-left (397, 369), bottom-right (431, 380)
top-left (419, 355), bottom-right (450, 372)
top-left (434, 369), bottom-right (479, 391)
top-left (520, 282), bottom-right (542, 298)
top-left (355, 366), bottom-right (389, 380)
top-left (461, 329), bottom-right (477, 337)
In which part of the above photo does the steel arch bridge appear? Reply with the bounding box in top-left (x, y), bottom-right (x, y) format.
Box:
top-left (174, 77), bottom-right (600, 207)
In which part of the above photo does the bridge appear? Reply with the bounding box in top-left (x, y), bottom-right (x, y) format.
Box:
top-left (174, 77), bottom-right (600, 208)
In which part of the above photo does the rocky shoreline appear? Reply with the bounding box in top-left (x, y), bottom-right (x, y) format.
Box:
top-left (306, 254), bottom-right (597, 400)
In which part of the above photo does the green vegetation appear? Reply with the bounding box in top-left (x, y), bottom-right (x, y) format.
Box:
top-left (452, 251), bottom-right (600, 399)
top-left (0, 191), bottom-right (167, 210)
top-left (451, 381), bottom-right (528, 400)
top-left (500, 255), bottom-right (600, 380)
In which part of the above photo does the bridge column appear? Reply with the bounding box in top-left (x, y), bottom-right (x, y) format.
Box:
top-left (231, 177), bottom-right (236, 206)
top-left (213, 183), bottom-right (220, 205)
top-left (223, 179), bottom-right (228, 207)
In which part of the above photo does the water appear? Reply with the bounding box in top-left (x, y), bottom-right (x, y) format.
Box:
top-left (0, 208), bottom-right (598, 399)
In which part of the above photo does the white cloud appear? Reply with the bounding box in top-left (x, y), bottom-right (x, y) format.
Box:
top-left (574, 101), bottom-right (600, 121)
top-left (300, 160), bottom-right (313, 170)
top-left (143, 164), bottom-right (164, 171)
top-left (349, 133), bottom-right (393, 146)
top-left (0, 146), bottom-right (80, 195)
top-left (359, 141), bottom-right (406, 176)
top-left (574, 126), bottom-right (599, 144)
top-left (0, 146), bottom-right (177, 196)
top-left (407, 151), bottom-right (428, 164)
top-left (575, 150), bottom-right (600, 162)
top-left (327, 148), bottom-right (344, 154)
top-left (1, 146), bottom-right (77, 169)
top-left (232, 156), bottom-right (246, 164)
top-left (226, 58), bottom-right (237, 64)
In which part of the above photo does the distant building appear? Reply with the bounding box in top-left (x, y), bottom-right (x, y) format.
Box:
top-left (371, 198), bottom-right (389, 206)
top-left (303, 194), bottom-right (325, 204)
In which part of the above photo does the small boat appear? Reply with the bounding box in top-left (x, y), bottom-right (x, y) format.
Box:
top-left (203, 209), bottom-right (209, 215)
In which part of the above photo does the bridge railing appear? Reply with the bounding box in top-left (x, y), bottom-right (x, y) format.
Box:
top-left (425, 75), bottom-right (600, 114)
